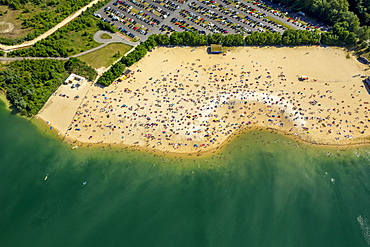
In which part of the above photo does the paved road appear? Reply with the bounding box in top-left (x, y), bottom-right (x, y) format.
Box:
top-left (97, 0), bottom-right (319, 43)
top-left (93, 30), bottom-right (140, 45)
top-left (0, 0), bottom-right (102, 51)
top-left (0, 30), bottom-right (139, 61)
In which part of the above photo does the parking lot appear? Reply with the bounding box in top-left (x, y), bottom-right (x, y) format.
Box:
top-left (95, 0), bottom-right (321, 42)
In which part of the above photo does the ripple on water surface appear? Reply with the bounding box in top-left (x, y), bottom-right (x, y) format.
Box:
top-left (0, 102), bottom-right (369, 247)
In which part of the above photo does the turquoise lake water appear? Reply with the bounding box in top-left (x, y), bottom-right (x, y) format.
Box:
top-left (0, 99), bottom-right (369, 247)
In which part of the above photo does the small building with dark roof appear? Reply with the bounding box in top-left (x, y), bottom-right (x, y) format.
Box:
top-left (123, 69), bottom-right (132, 76)
top-left (210, 44), bottom-right (222, 54)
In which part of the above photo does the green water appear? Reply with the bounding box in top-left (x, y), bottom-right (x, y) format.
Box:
top-left (0, 99), bottom-right (369, 247)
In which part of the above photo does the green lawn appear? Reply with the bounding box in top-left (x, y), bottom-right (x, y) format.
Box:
top-left (78, 43), bottom-right (132, 69)
top-left (0, 5), bottom-right (34, 39)
top-left (100, 33), bottom-right (113, 39)
top-left (59, 26), bottom-right (101, 55)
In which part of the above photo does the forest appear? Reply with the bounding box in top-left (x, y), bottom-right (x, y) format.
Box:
top-left (0, 59), bottom-right (67, 116)
top-left (0, 58), bottom-right (96, 116)
top-left (271, 0), bottom-right (370, 40)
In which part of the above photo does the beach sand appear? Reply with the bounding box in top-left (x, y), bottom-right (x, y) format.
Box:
top-left (37, 46), bottom-right (370, 154)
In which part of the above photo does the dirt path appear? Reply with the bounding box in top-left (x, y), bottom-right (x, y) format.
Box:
top-left (0, 0), bottom-right (101, 51)
top-left (0, 22), bottom-right (14, 33)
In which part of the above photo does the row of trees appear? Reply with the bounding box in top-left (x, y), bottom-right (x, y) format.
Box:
top-left (153, 28), bottom-right (356, 47)
top-left (97, 41), bottom-right (154, 86)
top-left (96, 62), bottom-right (125, 86)
top-left (97, 28), bottom-right (359, 86)
top-left (0, 0), bottom-right (109, 46)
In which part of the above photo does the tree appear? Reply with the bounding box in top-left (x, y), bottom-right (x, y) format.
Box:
top-left (64, 57), bottom-right (98, 81)
top-left (0, 59), bottom-right (67, 116)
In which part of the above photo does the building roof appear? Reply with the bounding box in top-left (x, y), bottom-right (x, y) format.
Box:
top-left (210, 44), bottom-right (222, 53)
top-left (123, 69), bottom-right (132, 75)
top-left (64, 73), bottom-right (86, 84)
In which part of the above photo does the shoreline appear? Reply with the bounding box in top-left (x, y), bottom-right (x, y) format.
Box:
top-left (6, 45), bottom-right (370, 156)
top-left (0, 91), bottom-right (11, 110)
top-left (33, 115), bottom-right (370, 158)
top-left (2, 92), bottom-right (369, 158)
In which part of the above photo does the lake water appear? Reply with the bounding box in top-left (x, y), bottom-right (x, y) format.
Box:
top-left (0, 99), bottom-right (369, 247)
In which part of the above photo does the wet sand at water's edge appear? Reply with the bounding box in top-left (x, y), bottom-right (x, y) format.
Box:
top-left (37, 46), bottom-right (370, 155)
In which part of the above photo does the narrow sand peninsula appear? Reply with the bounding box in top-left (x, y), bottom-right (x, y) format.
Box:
top-left (38, 46), bottom-right (370, 154)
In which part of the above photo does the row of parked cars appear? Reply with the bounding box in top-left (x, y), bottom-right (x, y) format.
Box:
top-left (96, 10), bottom-right (139, 38)
top-left (96, 0), bottom-right (325, 42)
top-left (153, 0), bottom-right (180, 11)
top-left (170, 17), bottom-right (207, 34)
top-left (101, 6), bottom-right (149, 38)
top-left (117, 1), bottom-right (161, 25)
top-left (178, 10), bottom-right (230, 34)
top-left (203, 0), bottom-right (286, 32)
top-left (187, 2), bottom-right (254, 33)
top-left (116, 26), bottom-right (138, 38)
top-left (159, 24), bottom-right (175, 33)
top-left (125, 0), bottom-right (172, 19)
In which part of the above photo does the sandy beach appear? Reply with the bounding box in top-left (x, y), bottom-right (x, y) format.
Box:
top-left (37, 46), bottom-right (370, 154)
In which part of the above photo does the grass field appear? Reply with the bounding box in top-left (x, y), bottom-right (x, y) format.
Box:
top-left (100, 33), bottom-right (112, 39)
top-left (60, 28), bottom-right (101, 55)
top-left (0, 5), bottom-right (34, 39)
top-left (78, 43), bottom-right (132, 69)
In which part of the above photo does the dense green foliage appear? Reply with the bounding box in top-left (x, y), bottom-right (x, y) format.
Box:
top-left (65, 57), bottom-right (98, 81)
top-left (273, 0), bottom-right (370, 43)
top-left (245, 31), bottom-right (282, 45)
top-left (120, 45), bottom-right (148, 66)
top-left (0, 0), bottom-right (93, 45)
top-left (153, 29), bottom-right (355, 47)
top-left (274, 0), bottom-right (358, 28)
top-left (9, 15), bottom-right (97, 57)
top-left (97, 40), bottom-right (157, 86)
top-left (8, 0), bottom-right (113, 58)
top-left (0, 59), bottom-right (67, 116)
top-left (96, 62), bottom-right (125, 86)
top-left (348, 0), bottom-right (370, 25)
